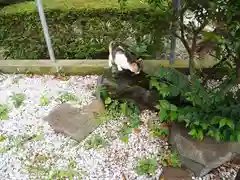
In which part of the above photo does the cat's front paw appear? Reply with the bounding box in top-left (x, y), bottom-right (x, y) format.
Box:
top-left (117, 66), bottom-right (123, 71)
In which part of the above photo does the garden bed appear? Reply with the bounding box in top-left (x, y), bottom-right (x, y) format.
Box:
top-left (0, 73), bottom-right (238, 179)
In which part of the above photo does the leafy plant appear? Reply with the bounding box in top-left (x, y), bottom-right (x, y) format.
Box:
top-left (135, 157), bottom-right (158, 176)
top-left (0, 104), bottom-right (9, 120)
top-left (58, 92), bottom-right (79, 103)
top-left (10, 93), bottom-right (25, 108)
top-left (160, 150), bottom-right (181, 167)
top-left (150, 66), bottom-right (240, 142)
top-left (84, 135), bottom-right (107, 150)
top-left (39, 94), bottom-right (50, 106)
top-left (0, 135), bottom-right (6, 142)
top-left (99, 85), bottom-right (141, 143)
top-left (156, 100), bottom-right (178, 122)
top-left (150, 126), bottom-right (169, 138)
top-left (118, 123), bottom-right (133, 143)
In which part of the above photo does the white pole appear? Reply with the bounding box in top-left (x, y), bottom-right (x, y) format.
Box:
top-left (36, 0), bottom-right (56, 62)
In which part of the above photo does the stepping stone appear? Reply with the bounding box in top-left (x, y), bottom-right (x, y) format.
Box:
top-left (159, 167), bottom-right (192, 180)
top-left (44, 99), bottom-right (105, 142)
top-left (169, 123), bottom-right (240, 177)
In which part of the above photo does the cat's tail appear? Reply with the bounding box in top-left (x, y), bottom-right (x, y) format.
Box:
top-left (109, 41), bottom-right (114, 54)
top-left (108, 41), bottom-right (115, 67)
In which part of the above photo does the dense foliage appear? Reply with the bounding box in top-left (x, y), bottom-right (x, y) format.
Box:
top-left (0, 8), bottom-right (169, 59)
top-left (115, 0), bottom-right (240, 142)
top-left (150, 66), bottom-right (240, 141)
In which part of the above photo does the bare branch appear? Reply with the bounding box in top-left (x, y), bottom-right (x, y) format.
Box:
top-left (172, 31), bottom-right (191, 55)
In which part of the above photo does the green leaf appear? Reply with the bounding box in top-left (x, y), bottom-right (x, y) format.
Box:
top-left (211, 116), bottom-right (220, 125)
top-left (33, 133), bottom-right (45, 141)
top-left (237, 134), bottom-right (240, 142)
top-left (170, 104), bottom-right (178, 111)
top-left (120, 135), bottom-right (129, 143)
top-left (159, 100), bottom-right (170, 110)
top-left (226, 119), bottom-right (235, 129)
top-left (0, 136), bottom-right (6, 142)
top-left (170, 111), bottom-right (177, 121)
top-left (197, 130), bottom-right (204, 141)
top-left (219, 118), bottom-right (227, 128)
top-left (104, 97), bottom-right (112, 105)
top-left (201, 123), bottom-right (209, 130)
top-left (120, 102), bottom-right (127, 116)
top-left (207, 130), bottom-right (214, 137)
top-left (230, 134), bottom-right (235, 141)
top-left (188, 129), bottom-right (197, 136)
top-left (193, 120), bottom-right (200, 126)
top-left (159, 109), bottom-right (168, 122)
top-left (150, 78), bottom-right (159, 89)
top-left (215, 131), bottom-right (221, 141)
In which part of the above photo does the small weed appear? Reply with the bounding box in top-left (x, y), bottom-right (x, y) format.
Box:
top-left (0, 134), bottom-right (44, 153)
top-left (32, 133), bottom-right (45, 141)
top-left (135, 157), bottom-right (158, 176)
top-left (160, 150), bottom-right (181, 168)
top-left (40, 94), bottom-right (50, 106)
top-left (150, 127), bottom-right (169, 138)
top-left (169, 152), bottom-right (181, 167)
top-left (53, 71), bottom-right (70, 81)
top-left (68, 159), bottom-right (77, 169)
top-left (48, 169), bottom-right (82, 179)
top-left (26, 156), bottom-right (85, 179)
top-left (0, 104), bottom-right (8, 120)
top-left (118, 123), bottom-right (133, 143)
top-left (10, 93), bottom-right (25, 108)
top-left (58, 92), bottom-right (79, 103)
top-left (33, 154), bottom-right (50, 164)
top-left (0, 135), bottom-right (6, 142)
top-left (85, 135), bottom-right (107, 150)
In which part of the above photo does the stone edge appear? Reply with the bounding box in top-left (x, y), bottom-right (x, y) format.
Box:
top-left (0, 59), bottom-right (215, 75)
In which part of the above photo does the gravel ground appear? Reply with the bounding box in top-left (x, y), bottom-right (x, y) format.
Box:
top-left (0, 74), bottom-right (238, 180)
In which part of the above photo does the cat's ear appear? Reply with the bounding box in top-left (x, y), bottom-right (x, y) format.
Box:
top-left (136, 58), bottom-right (143, 67)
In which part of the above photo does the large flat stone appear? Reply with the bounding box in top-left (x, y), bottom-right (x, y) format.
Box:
top-left (169, 123), bottom-right (240, 177)
top-left (43, 99), bottom-right (105, 142)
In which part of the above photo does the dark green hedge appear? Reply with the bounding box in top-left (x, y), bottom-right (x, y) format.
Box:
top-left (0, 8), bottom-right (170, 59)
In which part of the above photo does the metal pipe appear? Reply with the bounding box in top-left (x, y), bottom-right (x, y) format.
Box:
top-left (169, 0), bottom-right (181, 64)
top-left (36, 0), bottom-right (56, 62)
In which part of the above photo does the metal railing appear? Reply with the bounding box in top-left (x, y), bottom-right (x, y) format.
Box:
top-left (36, 0), bottom-right (55, 63)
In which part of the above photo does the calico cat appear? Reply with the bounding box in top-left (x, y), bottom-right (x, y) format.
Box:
top-left (108, 41), bottom-right (143, 74)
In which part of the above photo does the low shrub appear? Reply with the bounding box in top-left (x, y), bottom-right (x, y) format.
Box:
top-left (150, 67), bottom-right (240, 142)
top-left (0, 8), bottom-right (170, 59)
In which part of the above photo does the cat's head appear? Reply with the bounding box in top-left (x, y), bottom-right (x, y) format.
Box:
top-left (130, 58), bottom-right (143, 74)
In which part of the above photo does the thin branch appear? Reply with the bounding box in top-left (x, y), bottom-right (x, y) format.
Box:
top-left (178, 10), bottom-right (192, 56)
top-left (195, 19), bottom-right (209, 35)
top-left (172, 31), bottom-right (191, 55)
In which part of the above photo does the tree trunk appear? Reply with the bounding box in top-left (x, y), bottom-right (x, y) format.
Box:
top-left (189, 54), bottom-right (195, 76)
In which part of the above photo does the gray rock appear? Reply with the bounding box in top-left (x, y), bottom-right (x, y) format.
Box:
top-left (235, 169), bottom-right (240, 180)
top-left (169, 123), bottom-right (240, 177)
top-left (96, 71), bottom-right (160, 111)
top-left (44, 99), bottom-right (105, 142)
